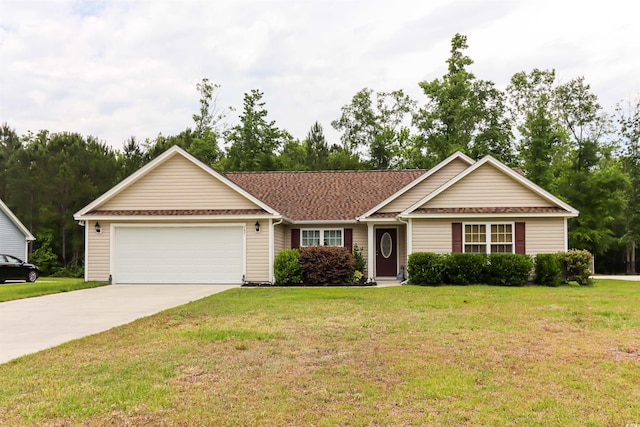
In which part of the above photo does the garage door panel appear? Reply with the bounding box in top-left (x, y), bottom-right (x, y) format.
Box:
top-left (113, 226), bottom-right (244, 284)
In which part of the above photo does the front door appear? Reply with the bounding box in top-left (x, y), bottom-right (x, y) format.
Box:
top-left (376, 228), bottom-right (397, 277)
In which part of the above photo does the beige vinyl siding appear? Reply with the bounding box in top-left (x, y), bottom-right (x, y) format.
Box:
top-left (101, 154), bottom-right (260, 210)
top-left (411, 217), bottom-right (566, 255)
top-left (424, 163), bottom-right (551, 208)
top-left (87, 220), bottom-right (111, 281)
top-left (412, 219), bottom-right (453, 254)
top-left (352, 224), bottom-right (368, 262)
top-left (246, 223), bottom-right (270, 282)
top-left (525, 217), bottom-right (565, 255)
top-left (380, 158), bottom-right (470, 213)
top-left (274, 223), bottom-right (285, 254)
top-left (283, 226), bottom-right (292, 251)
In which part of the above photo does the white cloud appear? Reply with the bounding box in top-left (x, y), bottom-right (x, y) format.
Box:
top-left (1, 0), bottom-right (639, 149)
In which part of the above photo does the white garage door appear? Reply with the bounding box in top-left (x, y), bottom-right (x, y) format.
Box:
top-left (112, 225), bottom-right (244, 284)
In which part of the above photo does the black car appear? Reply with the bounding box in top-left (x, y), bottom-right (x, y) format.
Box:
top-left (0, 254), bottom-right (39, 283)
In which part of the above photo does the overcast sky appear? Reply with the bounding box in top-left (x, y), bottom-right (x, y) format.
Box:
top-left (1, 0), bottom-right (639, 150)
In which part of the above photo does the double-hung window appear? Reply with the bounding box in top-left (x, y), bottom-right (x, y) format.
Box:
top-left (464, 223), bottom-right (513, 253)
top-left (301, 229), bottom-right (343, 247)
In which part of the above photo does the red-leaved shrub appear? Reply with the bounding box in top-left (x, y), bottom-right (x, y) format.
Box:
top-left (299, 246), bottom-right (355, 285)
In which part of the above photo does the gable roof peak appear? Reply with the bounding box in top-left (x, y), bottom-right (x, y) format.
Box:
top-left (74, 144), bottom-right (281, 219)
top-left (402, 153), bottom-right (578, 215)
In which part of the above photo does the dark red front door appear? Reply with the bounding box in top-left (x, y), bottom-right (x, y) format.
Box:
top-left (376, 228), bottom-right (397, 277)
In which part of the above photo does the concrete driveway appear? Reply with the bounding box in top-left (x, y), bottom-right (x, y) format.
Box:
top-left (0, 284), bottom-right (238, 364)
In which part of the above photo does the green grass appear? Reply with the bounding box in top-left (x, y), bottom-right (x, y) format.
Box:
top-left (1, 279), bottom-right (639, 426)
top-left (0, 277), bottom-right (106, 302)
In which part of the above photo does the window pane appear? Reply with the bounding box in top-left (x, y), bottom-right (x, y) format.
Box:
top-left (465, 224), bottom-right (486, 245)
top-left (491, 244), bottom-right (513, 253)
top-left (491, 223), bottom-right (512, 244)
top-left (465, 244), bottom-right (487, 253)
top-left (323, 229), bottom-right (342, 246)
top-left (302, 230), bottom-right (320, 246)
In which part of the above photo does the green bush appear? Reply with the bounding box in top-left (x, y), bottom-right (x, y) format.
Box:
top-left (299, 246), bottom-right (355, 285)
top-left (407, 252), bottom-right (446, 285)
top-left (485, 254), bottom-right (533, 286)
top-left (352, 244), bottom-right (366, 274)
top-left (445, 253), bottom-right (487, 285)
top-left (30, 243), bottom-right (62, 276)
top-left (274, 249), bottom-right (302, 285)
top-left (564, 249), bottom-right (594, 286)
top-left (535, 253), bottom-right (563, 286)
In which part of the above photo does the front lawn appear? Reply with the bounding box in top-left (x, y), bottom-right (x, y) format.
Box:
top-left (0, 277), bottom-right (106, 302)
top-left (1, 279), bottom-right (638, 426)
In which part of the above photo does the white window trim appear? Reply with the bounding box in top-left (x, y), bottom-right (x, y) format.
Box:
top-left (300, 228), bottom-right (344, 247)
top-left (463, 222), bottom-right (515, 254)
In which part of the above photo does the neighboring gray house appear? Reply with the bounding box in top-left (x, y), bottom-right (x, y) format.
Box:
top-left (0, 198), bottom-right (35, 260)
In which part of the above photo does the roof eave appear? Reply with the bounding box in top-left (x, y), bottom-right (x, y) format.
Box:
top-left (400, 212), bottom-right (579, 219)
top-left (74, 214), bottom-right (283, 222)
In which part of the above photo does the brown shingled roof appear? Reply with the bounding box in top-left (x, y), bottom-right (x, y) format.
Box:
top-left (225, 170), bottom-right (427, 221)
top-left (412, 207), bottom-right (569, 214)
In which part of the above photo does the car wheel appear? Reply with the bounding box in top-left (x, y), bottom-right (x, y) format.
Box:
top-left (27, 270), bottom-right (38, 283)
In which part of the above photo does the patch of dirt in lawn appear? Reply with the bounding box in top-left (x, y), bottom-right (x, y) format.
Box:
top-left (609, 346), bottom-right (640, 361)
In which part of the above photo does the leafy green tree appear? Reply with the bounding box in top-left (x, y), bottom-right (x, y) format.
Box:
top-left (616, 95), bottom-right (640, 273)
top-left (554, 78), bottom-right (626, 256)
top-left (224, 89), bottom-right (285, 171)
top-left (412, 33), bottom-right (513, 166)
top-left (327, 145), bottom-right (363, 170)
top-left (190, 78), bottom-right (227, 165)
top-left (276, 135), bottom-right (308, 171)
top-left (507, 69), bottom-right (569, 191)
top-left (140, 78), bottom-right (228, 167)
top-left (332, 88), bottom-right (414, 169)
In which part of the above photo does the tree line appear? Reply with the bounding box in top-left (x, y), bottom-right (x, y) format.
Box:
top-left (1, 34), bottom-right (638, 275)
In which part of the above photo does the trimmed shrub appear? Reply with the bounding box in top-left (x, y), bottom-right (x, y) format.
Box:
top-left (299, 246), bottom-right (355, 285)
top-left (445, 253), bottom-right (487, 285)
top-left (274, 249), bottom-right (302, 285)
top-left (564, 249), bottom-right (594, 286)
top-left (408, 252), bottom-right (446, 285)
top-left (535, 253), bottom-right (563, 287)
top-left (485, 253), bottom-right (533, 286)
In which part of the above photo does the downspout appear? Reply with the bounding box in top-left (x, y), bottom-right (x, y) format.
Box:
top-left (397, 216), bottom-right (411, 284)
top-left (269, 218), bottom-right (284, 283)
